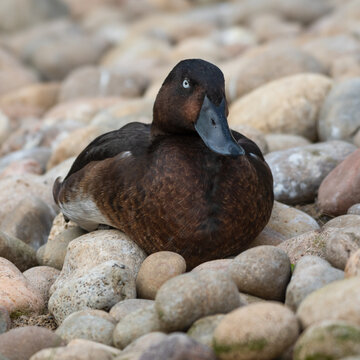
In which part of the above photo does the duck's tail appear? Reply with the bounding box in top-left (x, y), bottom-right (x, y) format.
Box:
top-left (52, 176), bottom-right (62, 206)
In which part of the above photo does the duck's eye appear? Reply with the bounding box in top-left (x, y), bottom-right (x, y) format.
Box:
top-left (182, 79), bottom-right (190, 89)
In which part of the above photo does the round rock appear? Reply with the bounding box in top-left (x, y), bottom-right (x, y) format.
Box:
top-left (229, 245), bottom-right (291, 301)
top-left (155, 270), bottom-right (240, 332)
top-left (56, 310), bottom-right (116, 346)
top-left (345, 249), bottom-right (360, 278)
top-left (109, 299), bottom-right (154, 322)
top-left (136, 251), bottom-right (186, 300)
top-left (297, 277), bottom-right (360, 328)
top-left (293, 321), bottom-right (360, 360)
top-left (285, 256), bottom-right (344, 311)
top-left (213, 302), bottom-right (299, 360)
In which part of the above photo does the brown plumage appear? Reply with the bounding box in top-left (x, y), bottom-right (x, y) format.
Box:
top-left (53, 59), bottom-right (274, 269)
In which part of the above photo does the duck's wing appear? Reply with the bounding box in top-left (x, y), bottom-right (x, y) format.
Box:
top-left (231, 129), bottom-right (265, 160)
top-left (64, 122), bottom-right (151, 180)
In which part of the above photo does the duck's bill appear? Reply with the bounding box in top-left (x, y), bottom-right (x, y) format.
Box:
top-left (195, 96), bottom-right (244, 156)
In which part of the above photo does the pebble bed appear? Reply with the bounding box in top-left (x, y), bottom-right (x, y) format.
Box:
top-left (0, 0), bottom-right (360, 359)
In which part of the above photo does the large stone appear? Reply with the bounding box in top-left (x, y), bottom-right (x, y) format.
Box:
top-left (285, 256), bottom-right (344, 311)
top-left (59, 66), bottom-right (149, 102)
top-left (48, 260), bottom-right (136, 324)
top-left (155, 270), bottom-right (240, 332)
top-left (318, 149), bottom-right (360, 216)
top-left (0, 326), bottom-right (62, 360)
top-left (228, 74), bottom-right (332, 141)
top-left (293, 321), bottom-right (360, 360)
top-left (297, 277), bottom-right (360, 328)
top-left (225, 44), bottom-right (326, 101)
top-left (265, 141), bottom-right (356, 204)
top-left (318, 78), bottom-right (360, 142)
top-left (56, 310), bottom-right (116, 346)
top-left (229, 246), bottom-right (291, 301)
top-left (0, 258), bottom-right (44, 315)
top-left (213, 302), bottom-right (299, 360)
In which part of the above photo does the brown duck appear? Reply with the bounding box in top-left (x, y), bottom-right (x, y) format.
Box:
top-left (53, 59), bottom-right (274, 269)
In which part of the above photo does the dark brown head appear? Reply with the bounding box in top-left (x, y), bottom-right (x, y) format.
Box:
top-left (152, 59), bottom-right (244, 156)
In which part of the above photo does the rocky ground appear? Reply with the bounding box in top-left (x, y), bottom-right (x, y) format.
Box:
top-left (0, 0), bottom-right (360, 359)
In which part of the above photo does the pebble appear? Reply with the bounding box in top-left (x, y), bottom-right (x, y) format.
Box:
top-left (0, 196), bottom-right (56, 250)
top-left (0, 257), bottom-right (44, 315)
top-left (137, 333), bottom-right (218, 360)
top-left (56, 309), bottom-right (116, 346)
top-left (136, 251), bottom-right (186, 300)
top-left (318, 148), bottom-right (360, 216)
top-left (110, 299), bottom-right (154, 322)
top-left (225, 43), bottom-right (326, 100)
top-left (155, 270), bottom-right (240, 332)
top-left (191, 259), bottom-right (233, 273)
top-left (345, 249), bottom-right (360, 278)
top-left (229, 246), bottom-right (291, 301)
top-left (245, 226), bottom-right (286, 249)
top-left (265, 141), bottom-right (356, 204)
top-left (285, 256), bottom-right (344, 311)
top-left (187, 314), bottom-right (225, 348)
top-left (264, 134), bottom-right (311, 153)
top-left (297, 277), bottom-right (360, 328)
top-left (293, 321), bottom-right (360, 360)
top-left (0, 306), bottom-right (10, 334)
top-left (0, 230), bottom-right (38, 271)
top-left (348, 204), bottom-right (360, 215)
top-left (213, 302), bottom-right (299, 360)
top-left (59, 66), bottom-right (149, 102)
top-left (23, 266), bottom-right (60, 305)
top-left (0, 326), bottom-right (62, 360)
top-left (30, 339), bottom-right (121, 360)
top-left (228, 74), bottom-right (332, 141)
top-left (112, 303), bottom-right (163, 349)
top-left (318, 78), bottom-right (360, 142)
top-left (49, 260), bottom-right (136, 324)
top-left (267, 201), bottom-right (320, 239)
top-left (323, 214), bottom-right (360, 229)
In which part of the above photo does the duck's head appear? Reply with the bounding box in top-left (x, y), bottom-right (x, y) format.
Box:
top-left (152, 59), bottom-right (244, 156)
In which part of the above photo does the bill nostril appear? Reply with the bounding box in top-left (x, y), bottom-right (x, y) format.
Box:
top-left (211, 118), bottom-right (216, 126)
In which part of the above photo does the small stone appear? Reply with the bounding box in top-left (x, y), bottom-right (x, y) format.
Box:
top-left (0, 159), bottom-right (43, 179)
top-left (0, 257), bottom-right (44, 315)
top-left (155, 270), bottom-right (240, 332)
top-left (23, 266), bottom-right (60, 305)
top-left (228, 73), bottom-right (332, 141)
top-left (265, 141), bottom-right (356, 204)
top-left (348, 204), bottom-right (360, 215)
top-left (191, 259), bottom-right (233, 273)
top-left (110, 299), bottom-right (154, 322)
top-left (229, 246), bottom-right (291, 301)
top-left (285, 256), bottom-right (344, 311)
top-left (267, 201), bottom-right (320, 239)
top-left (318, 148), bottom-right (360, 216)
top-left (30, 338), bottom-right (121, 360)
top-left (297, 277), bottom-right (360, 328)
top-left (49, 260), bottom-right (136, 324)
top-left (0, 326), bottom-right (62, 360)
top-left (318, 78), bottom-right (360, 142)
top-left (245, 226), bottom-right (286, 249)
top-left (0, 196), bottom-right (56, 250)
top-left (59, 66), bottom-right (149, 102)
top-left (323, 215), bottom-right (360, 230)
top-left (112, 304), bottom-right (163, 349)
top-left (345, 249), bottom-right (360, 278)
top-left (0, 306), bottom-right (10, 334)
top-left (225, 44), bottom-right (326, 101)
top-left (136, 252), bottom-right (186, 300)
top-left (187, 314), bottom-right (225, 348)
top-left (293, 321), bottom-right (360, 360)
top-left (56, 310), bottom-right (116, 346)
top-left (213, 302), bottom-right (299, 360)
top-left (238, 293), bottom-right (265, 305)
top-left (138, 333), bottom-right (218, 360)
top-left (37, 226), bottom-right (85, 270)
top-left (265, 134), bottom-right (311, 153)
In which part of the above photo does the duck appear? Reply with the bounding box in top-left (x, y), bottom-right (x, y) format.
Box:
top-left (53, 59), bottom-right (274, 269)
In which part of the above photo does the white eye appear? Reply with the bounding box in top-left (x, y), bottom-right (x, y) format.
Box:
top-left (182, 79), bottom-right (190, 88)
